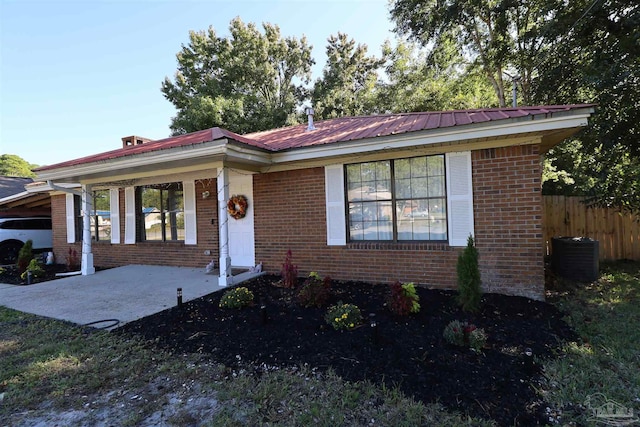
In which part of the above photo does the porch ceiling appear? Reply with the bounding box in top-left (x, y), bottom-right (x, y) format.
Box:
top-left (0, 192), bottom-right (51, 210)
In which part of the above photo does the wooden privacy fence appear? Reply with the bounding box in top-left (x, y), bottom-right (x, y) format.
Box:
top-left (543, 195), bottom-right (640, 261)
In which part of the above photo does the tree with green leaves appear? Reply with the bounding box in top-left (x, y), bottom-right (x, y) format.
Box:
top-left (0, 154), bottom-right (37, 178)
top-left (534, 0), bottom-right (640, 213)
top-left (391, 0), bottom-right (640, 214)
top-left (390, 0), bottom-right (551, 107)
top-left (311, 33), bottom-right (381, 120)
top-left (162, 17), bottom-right (314, 135)
top-left (376, 39), bottom-right (496, 113)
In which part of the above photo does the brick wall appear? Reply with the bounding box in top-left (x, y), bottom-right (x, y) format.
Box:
top-left (51, 145), bottom-right (545, 299)
top-left (254, 146), bottom-right (544, 299)
top-left (472, 145), bottom-right (544, 299)
top-left (253, 167), bottom-right (461, 291)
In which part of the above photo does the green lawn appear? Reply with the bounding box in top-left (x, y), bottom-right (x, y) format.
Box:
top-left (542, 261), bottom-right (640, 424)
top-left (1, 261), bottom-right (638, 426)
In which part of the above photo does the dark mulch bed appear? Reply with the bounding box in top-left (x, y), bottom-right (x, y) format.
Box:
top-left (0, 264), bottom-right (69, 285)
top-left (119, 275), bottom-right (575, 426)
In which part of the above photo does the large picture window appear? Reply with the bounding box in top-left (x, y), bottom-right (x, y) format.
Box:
top-left (346, 155), bottom-right (447, 242)
top-left (135, 183), bottom-right (184, 242)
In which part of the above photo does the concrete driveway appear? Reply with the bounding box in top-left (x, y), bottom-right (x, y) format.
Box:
top-left (0, 265), bottom-right (259, 329)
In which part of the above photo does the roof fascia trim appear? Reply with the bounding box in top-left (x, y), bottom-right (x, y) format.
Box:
top-left (36, 141), bottom-right (271, 182)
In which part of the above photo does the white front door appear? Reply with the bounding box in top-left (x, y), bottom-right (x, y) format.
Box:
top-left (228, 172), bottom-right (255, 267)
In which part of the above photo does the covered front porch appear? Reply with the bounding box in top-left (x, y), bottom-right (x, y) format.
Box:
top-left (59, 164), bottom-right (261, 287)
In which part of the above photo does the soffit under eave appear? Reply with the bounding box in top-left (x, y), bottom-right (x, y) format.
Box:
top-left (539, 127), bottom-right (585, 153)
top-left (0, 193), bottom-right (51, 209)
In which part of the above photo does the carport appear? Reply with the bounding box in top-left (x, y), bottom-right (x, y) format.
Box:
top-left (0, 265), bottom-right (261, 329)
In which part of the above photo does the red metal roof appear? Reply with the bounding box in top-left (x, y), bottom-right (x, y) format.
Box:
top-left (37, 127), bottom-right (271, 171)
top-left (36, 104), bottom-right (593, 171)
top-left (246, 105), bottom-right (593, 150)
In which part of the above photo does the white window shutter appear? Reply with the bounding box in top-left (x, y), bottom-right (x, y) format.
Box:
top-left (65, 193), bottom-right (75, 243)
top-left (446, 151), bottom-right (475, 247)
top-left (325, 165), bottom-right (346, 246)
top-left (109, 188), bottom-right (121, 244)
top-left (183, 180), bottom-right (197, 245)
top-left (124, 187), bottom-right (136, 244)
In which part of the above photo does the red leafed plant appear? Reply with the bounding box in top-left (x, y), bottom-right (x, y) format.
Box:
top-left (443, 320), bottom-right (487, 351)
top-left (280, 249), bottom-right (298, 288)
top-left (387, 281), bottom-right (421, 316)
top-left (67, 248), bottom-right (80, 271)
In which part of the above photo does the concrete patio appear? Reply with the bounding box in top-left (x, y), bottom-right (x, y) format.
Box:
top-left (0, 265), bottom-right (262, 329)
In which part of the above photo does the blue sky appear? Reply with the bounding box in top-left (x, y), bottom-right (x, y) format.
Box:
top-left (0, 0), bottom-right (394, 167)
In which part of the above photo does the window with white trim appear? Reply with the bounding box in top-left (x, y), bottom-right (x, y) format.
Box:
top-left (135, 183), bottom-right (184, 242)
top-left (73, 195), bottom-right (82, 242)
top-left (90, 189), bottom-right (111, 241)
top-left (346, 155), bottom-right (447, 242)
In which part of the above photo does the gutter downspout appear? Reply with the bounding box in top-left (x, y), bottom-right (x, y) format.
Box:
top-left (47, 180), bottom-right (82, 197)
top-left (46, 181), bottom-right (95, 276)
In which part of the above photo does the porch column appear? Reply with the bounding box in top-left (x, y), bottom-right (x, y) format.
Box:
top-left (217, 167), bottom-right (231, 286)
top-left (81, 184), bottom-right (95, 275)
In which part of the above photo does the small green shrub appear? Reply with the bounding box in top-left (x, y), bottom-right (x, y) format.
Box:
top-left (16, 240), bottom-right (34, 273)
top-left (298, 272), bottom-right (332, 308)
top-left (325, 301), bottom-right (362, 330)
top-left (456, 235), bottom-right (482, 312)
top-left (468, 327), bottom-right (488, 351)
top-left (219, 287), bottom-right (254, 309)
top-left (20, 259), bottom-right (45, 281)
top-left (388, 281), bottom-right (421, 316)
top-left (443, 320), bottom-right (487, 351)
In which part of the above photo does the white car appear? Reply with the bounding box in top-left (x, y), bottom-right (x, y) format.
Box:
top-left (0, 217), bottom-right (53, 264)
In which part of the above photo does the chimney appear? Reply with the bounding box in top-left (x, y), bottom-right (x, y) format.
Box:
top-left (122, 135), bottom-right (153, 149)
top-left (305, 107), bottom-right (316, 131)
top-left (512, 75), bottom-right (521, 108)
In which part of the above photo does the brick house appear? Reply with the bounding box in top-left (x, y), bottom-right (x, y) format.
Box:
top-left (35, 105), bottom-right (594, 300)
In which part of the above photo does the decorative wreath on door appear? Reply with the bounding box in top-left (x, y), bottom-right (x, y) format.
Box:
top-left (227, 195), bottom-right (248, 220)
